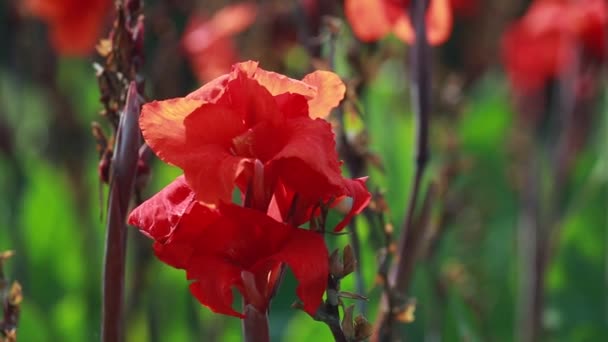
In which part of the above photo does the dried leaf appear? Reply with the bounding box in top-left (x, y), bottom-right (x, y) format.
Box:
top-left (339, 291), bottom-right (368, 301)
top-left (342, 244), bottom-right (356, 277)
top-left (354, 314), bottom-right (373, 341)
top-left (329, 248), bottom-right (343, 277)
top-left (8, 281), bottom-right (22, 305)
top-left (96, 39), bottom-right (113, 57)
top-left (394, 300), bottom-right (416, 323)
top-left (341, 304), bottom-right (355, 339)
top-left (0, 250), bottom-right (14, 262)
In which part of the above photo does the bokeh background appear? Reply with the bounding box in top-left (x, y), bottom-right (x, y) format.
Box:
top-left (1, 0), bottom-right (608, 341)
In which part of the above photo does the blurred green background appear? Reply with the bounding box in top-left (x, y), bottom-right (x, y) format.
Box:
top-left (2, 0), bottom-right (608, 341)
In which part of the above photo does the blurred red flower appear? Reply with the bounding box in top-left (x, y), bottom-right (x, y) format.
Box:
top-left (24, 0), bottom-right (111, 55)
top-left (128, 176), bottom-right (328, 317)
top-left (140, 61), bottom-right (369, 230)
top-left (502, 0), bottom-right (608, 91)
top-left (182, 3), bottom-right (257, 82)
top-left (344, 0), bottom-right (453, 45)
top-left (450, 0), bottom-right (478, 17)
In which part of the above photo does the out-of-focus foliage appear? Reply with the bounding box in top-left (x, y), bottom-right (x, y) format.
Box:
top-left (1, 0), bottom-right (608, 341)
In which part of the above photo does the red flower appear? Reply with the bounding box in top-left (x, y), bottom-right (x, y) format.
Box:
top-left (344, 0), bottom-right (453, 45)
top-left (502, 0), bottom-right (608, 91)
top-left (450, 0), bottom-right (478, 17)
top-left (182, 2), bottom-right (257, 82)
top-left (128, 176), bottom-right (329, 317)
top-left (24, 0), bottom-right (111, 55)
top-left (140, 61), bottom-right (369, 230)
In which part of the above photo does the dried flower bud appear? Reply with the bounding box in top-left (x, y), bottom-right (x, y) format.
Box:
top-left (329, 249), bottom-right (343, 277)
top-left (0, 250), bottom-right (14, 262)
top-left (342, 244), bottom-right (356, 277)
top-left (8, 282), bottom-right (22, 306)
top-left (341, 304), bottom-right (355, 339)
top-left (394, 299), bottom-right (416, 323)
top-left (354, 314), bottom-right (373, 340)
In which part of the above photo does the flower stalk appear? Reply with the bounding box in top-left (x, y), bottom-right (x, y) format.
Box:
top-left (101, 82), bottom-right (142, 342)
top-left (373, 0), bottom-right (431, 340)
top-left (242, 303), bottom-right (270, 342)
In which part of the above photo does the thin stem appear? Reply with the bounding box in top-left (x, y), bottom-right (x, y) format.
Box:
top-left (393, 0), bottom-right (431, 290)
top-left (373, 0), bottom-right (431, 340)
top-left (325, 275), bottom-right (348, 342)
top-left (101, 83), bottom-right (141, 342)
top-left (516, 154), bottom-right (541, 342)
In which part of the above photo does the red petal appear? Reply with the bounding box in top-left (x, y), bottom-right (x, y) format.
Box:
top-left (25, 0), bottom-right (110, 55)
top-left (182, 146), bottom-right (252, 204)
top-left (275, 228), bottom-right (328, 316)
top-left (139, 98), bottom-right (206, 165)
top-left (220, 205), bottom-right (328, 315)
top-left (127, 176), bottom-right (195, 242)
top-left (236, 62), bottom-right (317, 99)
top-left (272, 118), bottom-right (344, 198)
top-left (188, 257), bottom-right (244, 318)
top-left (219, 66), bottom-right (284, 126)
top-left (183, 103), bottom-right (247, 149)
top-left (334, 177), bottom-right (372, 232)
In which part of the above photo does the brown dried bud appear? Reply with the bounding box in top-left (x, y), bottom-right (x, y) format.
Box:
top-left (341, 304), bottom-right (355, 339)
top-left (394, 299), bottom-right (416, 323)
top-left (342, 244), bottom-right (356, 277)
top-left (96, 39), bottom-right (113, 57)
top-left (8, 282), bottom-right (22, 306)
top-left (0, 250), bottom-right (14, 262)
top-left (354, 314), bottom-right (373, 341)
top-left (329, 249), bottom-right (343, 278)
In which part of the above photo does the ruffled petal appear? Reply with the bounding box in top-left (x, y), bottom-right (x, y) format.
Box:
top-left (127, 176), bottom-right (195, 242)
top-left (333, 177), bottom-right (372, 232)
top-left (345, 0), bottom-right (393, 42)
top-left (184, 103), bottom-right (247, 149)
top-left (271, 118), bottom-right (344, 197)
top-left (188, 257), bottom-right (244, 318)
top-left (302, 71), bottom-right (346, 119)
top-left (139, 98), bottom-right (206, 165)
top-left (182, 146), bottom-right (252, 204)
top-left (259, 226), bottom-right (328, 316)
top-left (220, 67), bottom-right (283, 126)
top-left (219, 204), bottom-right (328, 315)
top-left (236, 62), bottom-right (317, 99)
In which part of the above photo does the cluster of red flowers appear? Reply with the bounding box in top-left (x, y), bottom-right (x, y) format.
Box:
top-left (502, 0), bottom-right (608, 92)
top-left (128, 61), bottom-right (370, 317)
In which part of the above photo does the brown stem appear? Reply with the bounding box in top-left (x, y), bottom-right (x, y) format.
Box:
top-left (394, 0), bottom-right (431, 290)
top-left (373, 0), bottom-right (431, 340)
top-left (101, 82), bottom-right (142, 342)
top-left (242, 303), bottom-right (270, 342)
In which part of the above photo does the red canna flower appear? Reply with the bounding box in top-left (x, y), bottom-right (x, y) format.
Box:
top-left (344, 0), bottom-right (453, 45)
top-left (128, 176), bottom-right (329, 317)
top-left (140, 61), bottom-right (369, 230)
top-left (182, 2), bottom-right (257, 82)
top-left (24, 0), bottom-right (111, 55)
top-left (502, 0), bottom-right (608, 92)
